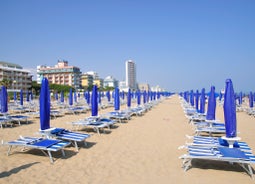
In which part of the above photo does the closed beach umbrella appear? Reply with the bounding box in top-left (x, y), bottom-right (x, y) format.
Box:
top-left (224, 79), bottom-right (237, 138)
top-left (137, 90), bottom-right (141, 106)
top-left (69, 89), bottom-right (73, 106)
top-left (26, 91), bottom-right (29, 102)
top-left (60, 91), bottom-right (64, 103)
top-left (0, 86), bottom-right (8, 113)
top-left (98, 91), bottom-right (101, 104)
top-left (127, 88), bottom-right (131, 108)
top-left (206, 86), bottom-right (216, 120)
top-left (106, 91), bottom-right (111, 102)
top-left (13, 91), bottom-right (17, 101)
top-left (195, 90), bottom-right (199, 111)
top-left (190, 90), bottom-right (194, 106)
top-left (91, 85), bottom-right (98, 116)
top-left (86, 91), bottom-right (90, 105)
top-left (114, 87), bottom-right (120, 111)
top-left (55, 92), bottom-right (58, 101)
top-left (200, 88), bottom-right (205, 114)
top-left (40, 78), bottom-right (50, 130)
top-left (20, 89), bottom-right (23, 106)
top-left (249, 92), bottom-right (253, 108)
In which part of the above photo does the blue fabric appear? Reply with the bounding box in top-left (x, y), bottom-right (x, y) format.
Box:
top-left (114, 87), bottom-right (120, 111)
top-left (0, 86), bottom-right (8, 113)
top-left (127, 89), bottom-right (131, 108)
top-left (223, 79), bottom-right (237, 138)
top-left (69, 89), bottom-right (73, 106)
top-left (51, 128), bottom-right (65, 134)
top-left (31, 139), bottom-right (60, 148)
top-left (200, 88), bottom-right (205, 113)
top-left (206, 86), bottom-right (216, 120)
top-left (218, 147), bottom-right (249, 159)
top-left (91, 85), bottom-right (98, 116)
top-left (20, 89), bottom-right (23, 106)
top-left (40, 78), bottom-right (50, 130)
top-left (218, 138), bottom-right (239, 148)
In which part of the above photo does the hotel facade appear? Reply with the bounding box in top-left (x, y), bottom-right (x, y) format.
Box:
top-left (0, 61), bottom-right (32, 91)
top-left (37, 60), bottom-right (81, 89)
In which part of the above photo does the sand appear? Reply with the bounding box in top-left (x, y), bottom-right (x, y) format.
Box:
top-left (0, 95), bottom-right (255, 184)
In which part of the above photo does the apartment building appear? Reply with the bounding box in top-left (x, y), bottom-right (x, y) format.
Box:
top-left (0, 61), bottom-right (32, 91)
top-left (37, 60), bottom-right (81, 89)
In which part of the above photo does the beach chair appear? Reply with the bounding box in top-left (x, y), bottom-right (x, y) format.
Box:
top-left (179, 145), bottom-right (255, 179)
top-left (0, 116), bottom-right (12, 128)
top-left (104, 111), bottom-right (131, 123)
top-left (72, 116), bottom-right (112, 134)
top-left (179, 135), bottom-right (252, 152)
top-left (6, 136), bottom-right (70, 164)
top-left (9, 115), bottom-right (29, 126)
top-left (39, 128), bottom-right (91, 151)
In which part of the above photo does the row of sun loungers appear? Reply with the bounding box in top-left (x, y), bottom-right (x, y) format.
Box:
top-left (2, 93), bottom-right (164, 164)
top-left (179, 96), bottom-right (255, 179)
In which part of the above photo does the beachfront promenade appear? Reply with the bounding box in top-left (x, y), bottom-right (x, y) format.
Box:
top-left (0, 95), bottom-right (255, 183)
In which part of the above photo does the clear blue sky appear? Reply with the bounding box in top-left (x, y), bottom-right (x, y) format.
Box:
top-left (1, 0), bottom-right (255, 93)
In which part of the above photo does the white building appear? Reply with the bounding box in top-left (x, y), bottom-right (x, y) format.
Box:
top-left (103, 76), bottom-right (118, 88)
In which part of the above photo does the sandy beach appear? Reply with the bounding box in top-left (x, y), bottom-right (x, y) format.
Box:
top-left (0, 95), bottom-right (255, 184)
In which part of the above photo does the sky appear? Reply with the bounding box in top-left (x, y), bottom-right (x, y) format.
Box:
top-left (1, 0), bottom-right (255, 93)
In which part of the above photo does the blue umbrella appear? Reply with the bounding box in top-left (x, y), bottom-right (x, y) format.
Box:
top-left (40, 78), bottom-right (50, 130)
top-left (91, 85), bottom-right (98, 116)
top-left (224, 79), bottom-right (237, 138)
top-left (86, 91), bottom-right (90, 105)
top-left (206, 86), bottom-right (216, 120)
top-left (30, 92), bottom-right (33, 101)
top-left (143, 91), bottom-right (147, 104)
top-left (199, 88), bottom-right (205, 114)
top-left (55, 92), bottom-right (58, 101)
top-left (26, 91), bottom-right (29, 102)
top-left (0, 86), bottom-right (8, 113)
top-left (98, 91), bottom-right (101, 104)
top-left (106, 91), bottom-right (111, 102)
top-left (13, 91), bottom-right (17, 102)
top-left (20, 89), bottom-right (23, 106)
top-left (137, 90), bottom-right (141, 106)
top-left (195, 90), bottom-right (199, 111)
top-left (249, 92), bottom-right (253, 108)
top-left (60, 91), bottom-right (64, 103)
top-left (114, 87), bottom-right (120, 111)
top-left (190, 90), bottom-right (194, 106)
top-left (127, 88), bottom-right (131, 108)
top-left (69, 89), bottom-right (73, 106)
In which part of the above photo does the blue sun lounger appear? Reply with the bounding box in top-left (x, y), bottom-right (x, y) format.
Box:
top-left (40, 128), bottom-right (91, 151)
top-left (179, 145), bottom-right (255, 179)
top-left (6, 136), bottom-right (70, 163)
top-left (182, 135), bottom-right (252, 152)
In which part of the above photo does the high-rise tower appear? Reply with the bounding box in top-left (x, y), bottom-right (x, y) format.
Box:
top-left (125, 60), bottom-right (137, 90)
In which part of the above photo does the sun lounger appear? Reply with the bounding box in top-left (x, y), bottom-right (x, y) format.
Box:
top-left (180, 135), bottom-right (252, 152)
top-left (6, 136), bottom-right (71, 163)
top-left (0, 116), bottom-right (12, 128)
top-left (179, 145), bottom-right (255, 178)
top-left (72, 117), bottom-right (110, 134)
top-left (9, 115), bottom-right (29, 126)
top-left (105, 111), bottom-right (131, 123)
top-left (39, 128), bottom-right (91, 151)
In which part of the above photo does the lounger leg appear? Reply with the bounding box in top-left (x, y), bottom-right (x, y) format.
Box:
top-left (74, 141), bottom-right (79, 152)
top-left (7, 146), bottom-right (12, 156)
top-left (47, 151), bottom-right (54, 164)
top-left (61, 149), bottom-right (66, 157)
